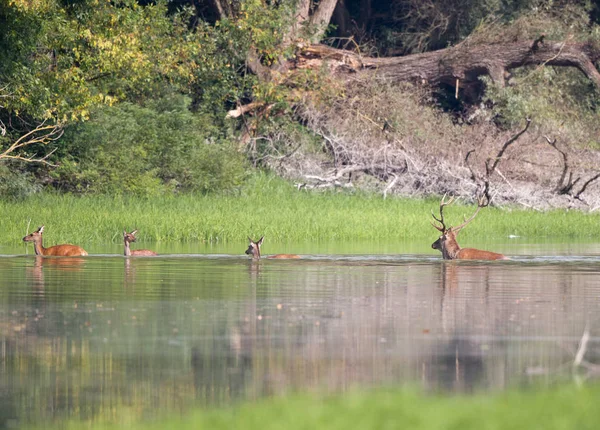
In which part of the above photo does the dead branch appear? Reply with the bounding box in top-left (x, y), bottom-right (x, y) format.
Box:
top-left (466, 118), bottom-right (531, 201)
top-left (485, 118), bottom-right (531, 176)
top-left (226, 102), bottom-right (270, 119)
top-left (543, 135), bottom-right (600, 200)
top-left (0, 122), bottom-right (63, 166)
top-left (383, 173), bottom-right (399, 199)
top-left (573, 324), bottom-right (600, 376)
top-left (575, 173), bottom-right (600, 200)
top-left (543, 135), bottom-right (574, 194)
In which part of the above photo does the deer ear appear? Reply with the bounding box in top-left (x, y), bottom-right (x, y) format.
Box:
top-left (131, 230), bottom-right (138, 236)
top-left (257, 236), bottom-right (264, 246)
top-left (247, 236), bottom-right (254, 244)
top-left (38, 226), bottom-right (44, 233)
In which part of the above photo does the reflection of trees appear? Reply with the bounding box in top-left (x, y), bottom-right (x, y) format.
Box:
top-left (2, 257), bottom-right (600, 426)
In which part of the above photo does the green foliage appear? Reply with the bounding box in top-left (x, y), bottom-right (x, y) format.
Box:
top-left (52, 95), bottom-right (247, 195)
top-left (0, 0), bottom-right (196, 122)
top-left (188, 0), bottom-right (297, 117)
top-left (371, 0), bottom-right (541, 54)
top-left (482, 66), bottom-right (600, 145)
top-left (0, 164), bottom-right (40, 200)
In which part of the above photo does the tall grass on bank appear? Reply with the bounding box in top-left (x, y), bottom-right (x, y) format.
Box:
top-left (1, 174), bottom-right (599, 245)
top-left (30, 385), bottom-right (600, 430)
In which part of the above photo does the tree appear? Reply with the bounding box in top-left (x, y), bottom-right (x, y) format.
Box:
top-left (210, 1), bottom-right (600, 114)
top-left (0, 0), bottom-right (197, 164)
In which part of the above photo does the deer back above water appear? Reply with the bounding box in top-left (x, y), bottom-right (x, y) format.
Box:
top-left (124, 230), bottom-right (157, 256)
top-left (22, 226), bottom-right (88, 257)
top-left (430, 195), bottom-right (508, 261)
top-left (245, 237), bottom-right (300, 260)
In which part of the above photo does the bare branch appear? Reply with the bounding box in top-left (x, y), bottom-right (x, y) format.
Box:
top-left (383, 173), bottom-right (398, 199)
top-left (0, 122), bottom-right (63, 166)
top-left (226, 102), bottom-right (269, 119)
top-left (464, 149), bottom-right (477, 182)
top-left (543, 135), bottom-right (573, 194)
top-left (543, 135), bottom-right (600, 200)
top-left (574, 323), bottom-right (590, 368)
top-left (486, 118), bottom-right (531, 176)
top-left (575, 173), bottom-right (600, 199)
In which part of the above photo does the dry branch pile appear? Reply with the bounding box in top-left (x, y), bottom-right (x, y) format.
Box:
top-left (252, 80), bottom-right (600, 211)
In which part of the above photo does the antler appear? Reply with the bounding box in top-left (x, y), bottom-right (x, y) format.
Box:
top-left (431, 193), bottom-right (455, 232)
top-left (452, 194), bottom-right (489, 233)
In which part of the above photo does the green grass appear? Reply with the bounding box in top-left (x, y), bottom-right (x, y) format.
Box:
top-left (1, 173), bottom-right (600, 245)
top-left (27, 385), bottom-right (600, 430)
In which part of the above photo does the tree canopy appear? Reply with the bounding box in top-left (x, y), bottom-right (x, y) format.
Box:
top-left (1, 0), bottom-right (600, 207)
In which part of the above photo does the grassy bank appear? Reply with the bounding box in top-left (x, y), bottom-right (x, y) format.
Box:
top-left (29, 385), bottom-right (600, 430)
top-left (1, 174), bottom-right (599, 245)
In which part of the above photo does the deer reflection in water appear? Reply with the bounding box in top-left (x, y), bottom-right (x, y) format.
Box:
top-left (434, 262), bottom-right (497, 392)
top-left (28, 255), bottom-right (87, 290)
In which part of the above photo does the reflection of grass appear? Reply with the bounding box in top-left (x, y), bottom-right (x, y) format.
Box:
top-left (33, 385), bottom-right (600, 430)
top-left (1, 173), bottom-right (599, 245)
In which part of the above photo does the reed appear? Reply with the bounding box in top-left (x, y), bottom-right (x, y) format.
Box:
top-left (1, 174), bottom-right (599, 245)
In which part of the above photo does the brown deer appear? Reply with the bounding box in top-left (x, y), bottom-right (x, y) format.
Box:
top-left (431, 195), bottom-right (508, 261)
top-left (124, 230), bottom-right (157, 256)
top-left (23, 225), bottom-right (88, 257)
top-left (245, 237), bottom-right (300, 259)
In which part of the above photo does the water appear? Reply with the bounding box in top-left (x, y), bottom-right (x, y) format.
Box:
top-left (2, 240), bottom-right (600, 427)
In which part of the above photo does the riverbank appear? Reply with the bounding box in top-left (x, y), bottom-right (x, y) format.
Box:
top-left (1, 175), bottom-right (599, 246)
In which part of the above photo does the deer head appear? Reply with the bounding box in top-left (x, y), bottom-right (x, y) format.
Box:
top-left (245, 237), bottom-right (264, 259)
top-left (23, 225), bottom-right (44, 243)
top-left (431, 194), bottom-right (489, 259)
top-left (124, 229), bottom-right (138, 244)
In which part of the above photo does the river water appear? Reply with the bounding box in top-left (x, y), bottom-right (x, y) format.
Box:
top-left (1, 240), bottom-right (600, 427)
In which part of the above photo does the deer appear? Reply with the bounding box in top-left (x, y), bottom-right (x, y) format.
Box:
top-left (123, 230), bottom-right (157, 256)
top-left (22, 225), bottom-right (88, 257)
top-left (245, 237), bottom-right (300, 259)
top-left (431, 194), bottom-right (508, 261)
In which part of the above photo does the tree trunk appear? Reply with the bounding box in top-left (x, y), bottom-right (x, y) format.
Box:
top-left (297, 39), bottom-right (600, 93)
top-left (309, 0), bottom-right (340, 43)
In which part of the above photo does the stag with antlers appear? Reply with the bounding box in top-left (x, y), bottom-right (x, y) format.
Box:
top-left (431, 195), bottom-right (509, 261)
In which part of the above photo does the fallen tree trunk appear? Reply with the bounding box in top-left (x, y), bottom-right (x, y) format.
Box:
top-left (297, 38), bottom-right (600, 91)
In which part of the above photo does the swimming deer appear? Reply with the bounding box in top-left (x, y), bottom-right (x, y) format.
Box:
top-left (23, 225), bottom-right (88, 256)
top-left (431, 195), bottom-right (508, 261)
top-left (124, 230), bottom-right (157, 256)
top-left (245, 237), bottom-right (300, 259)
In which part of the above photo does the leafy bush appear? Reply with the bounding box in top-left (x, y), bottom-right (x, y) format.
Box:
top-left (0, 164), bottom-right (41, 200)
top-left (52, 95), bottom-right (248, 195)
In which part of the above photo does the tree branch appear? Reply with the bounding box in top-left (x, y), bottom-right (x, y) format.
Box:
top-left (486, 118), bottom-right (531, 176)
top-left (0, 123), bottom-right (63, 166)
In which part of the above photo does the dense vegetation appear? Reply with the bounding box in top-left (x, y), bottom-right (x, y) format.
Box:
top-left (29, 385), bottom-right (600, 430)
top-left (2, 0), bottom-right (600, 209)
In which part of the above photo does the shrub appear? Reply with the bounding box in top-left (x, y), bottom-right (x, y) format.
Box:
top-left (0, 163), bottom-right (41, 200)
top-left (52, 95), bottom-right (248, 195)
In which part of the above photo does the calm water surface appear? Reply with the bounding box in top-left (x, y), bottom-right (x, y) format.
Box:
top-left (1, 240), bottom-right (600, 427)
